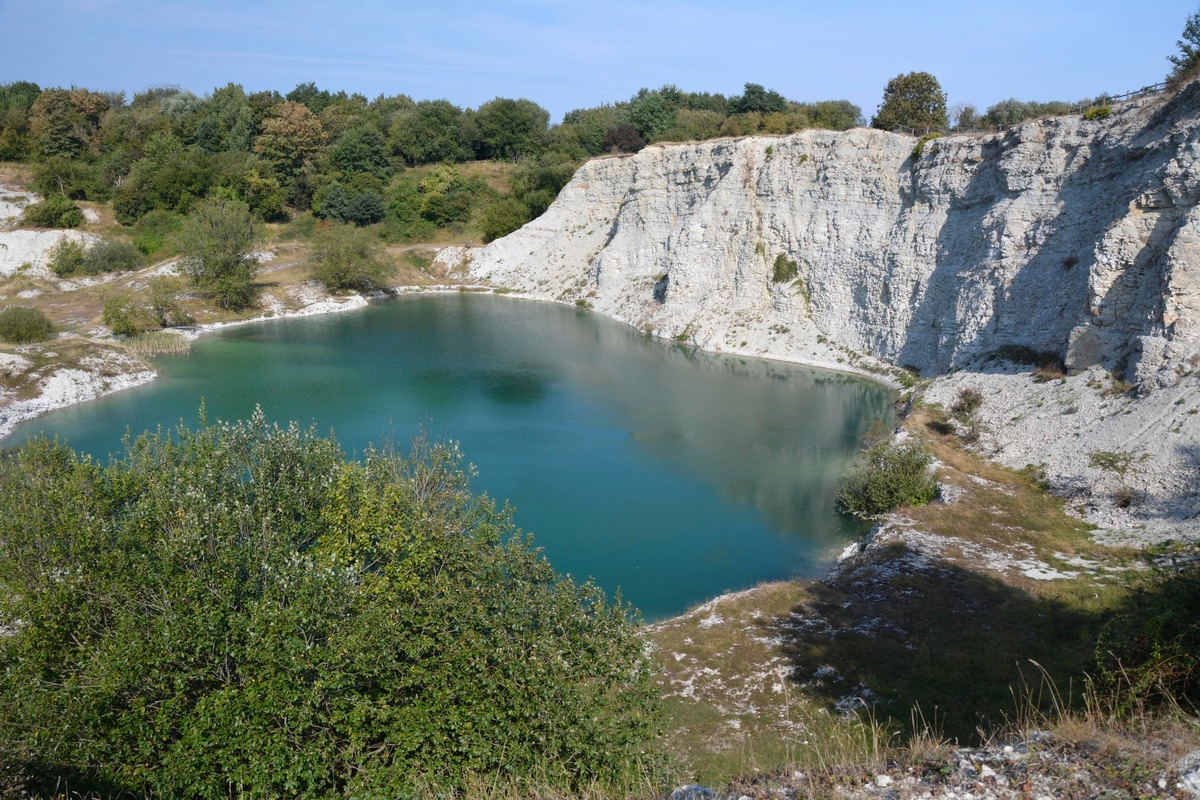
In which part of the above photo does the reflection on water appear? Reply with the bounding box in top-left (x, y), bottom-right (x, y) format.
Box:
top-left (7, 294), bottom-right (894, 619)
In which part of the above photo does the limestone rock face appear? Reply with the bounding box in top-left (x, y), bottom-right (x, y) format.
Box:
top-left (451, 84), bottom-right (1200, 384)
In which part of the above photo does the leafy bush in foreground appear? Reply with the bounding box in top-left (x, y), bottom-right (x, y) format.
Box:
top-left (835, 440), bottom-right (939, 519)
top-left (0, 413), bottom-right (661, 797)
top-left (0, 305), bottom-right (53, 343)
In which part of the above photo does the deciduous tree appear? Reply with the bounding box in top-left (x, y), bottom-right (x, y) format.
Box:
top-left (870, 71), bottom-right (948, 132)
top-left (178, 198), bottom-right (258, 310)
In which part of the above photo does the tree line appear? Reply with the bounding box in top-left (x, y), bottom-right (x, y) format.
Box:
top-left (0, 80), bottom-right (863, 245)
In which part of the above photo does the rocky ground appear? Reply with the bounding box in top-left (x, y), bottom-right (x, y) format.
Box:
top-left (680, 735), bottom-right (1200, 799)
top-left (923, 363), bottom-right (1200, 547)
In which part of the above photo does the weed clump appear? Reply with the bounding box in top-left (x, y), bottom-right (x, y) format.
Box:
top-left (772, 254), bottom-right (798, 283)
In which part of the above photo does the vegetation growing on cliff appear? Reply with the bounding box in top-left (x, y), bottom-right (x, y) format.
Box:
top-left (0, 414), bottom-right (662, 797)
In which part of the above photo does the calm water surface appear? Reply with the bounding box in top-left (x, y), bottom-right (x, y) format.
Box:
top-left (9, 295), bottom-right (893, 619)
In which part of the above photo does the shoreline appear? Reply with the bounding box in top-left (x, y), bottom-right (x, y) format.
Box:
top-left (5, 275), bottom-right (1193, 546)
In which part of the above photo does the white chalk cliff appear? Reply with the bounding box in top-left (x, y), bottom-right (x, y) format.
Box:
top-left (441, 84), bottom-right (1200, 541)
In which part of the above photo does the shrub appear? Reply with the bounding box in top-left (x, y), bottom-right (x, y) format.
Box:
top-left (308, 223), bottom-right (394, 291)
top-left (912, 131), bottom-right (943, 158)
top-left (131, 209), bottom-right (183, 257)
top-left (772, 253), bottom-right (799, 283)
top-left (102, 293), bottom-right (152, 336)
top-left (81, 238), bottom-right (141, 275)
top-left (47, 237), bottom-right (86, 276)
top-left (147, 276), bottom-right (192, 328)
top-left (1093, 558), bottom-right (1200, 717)
top-left (0, 416), bottom-right (662, 797)
top-left (950, 387), bottom-right (984, 421)
top-left (1083, 105), bottom-right (1112, 121)
top-left (0, 306), bottom-right (54, 343)
top-left (481, 196), bottom-right (531, 242)
top-left (21, 195), bottom-right (83, 228)
top-left (835, 441), bottom-right (939, 519)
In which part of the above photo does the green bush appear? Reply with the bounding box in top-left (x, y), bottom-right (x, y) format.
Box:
top-left (771, 253), bottom-right (799, 283)
top-left (21, 195), bottom-right (84, 228)
top-left (308, 223), bottom-right (394, 291)
top-left (82, 239), bottom-right (141, 275)
top-left (0, 305), bottom-right (54, 343)
top-left (912, 131), bottom-right (943, 158)
top-left (1093, 558), bottom-right (1200, 716)
top-left (1083, 104), bottom-right (1112, 121)
top-left (835, 441), bottom-right (939, 519)
top-left (481, 196), bottom-right (531, 242)
top-left (47, 237), bottom-right (86, 276)
top-left (131, 209), bottom-right (183, 257)
top-left (0, 414), bottom-right (661, 797)
top-left (102, 293), bottom-right (149, 336)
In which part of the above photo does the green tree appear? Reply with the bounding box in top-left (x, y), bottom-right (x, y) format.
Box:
top-left (253, 100), bottom-right (328, 182)
top-left (0, 80), bottom-right (41, 160)
top-left (307, 223), bottom-right (394, 290)
top-left (388, 99), bottom-right (473, 164)
top-left (473, 97), bottom-right (550, 160)
top-left (1169, 10), bottom-right (1200, 86)
top-left (870, 71), bottom-right (948, 132)
top-left (628, 89), bottom-right (678, 139)
top-left (29, 87), bottom-right (109, 159)
top-left (178, 198), bottom-right (258, 310)
top-left (727, 82), bottom-right (788, 115)
top-left (327, 125), bottom-right (391, 179)
top-left (0, 415), bottom-right (662, 797)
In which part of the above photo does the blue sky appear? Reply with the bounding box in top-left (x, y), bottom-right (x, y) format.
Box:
top-left (0, 0), bottom-right (1196, 122)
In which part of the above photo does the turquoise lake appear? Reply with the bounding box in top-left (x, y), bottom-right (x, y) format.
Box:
top-left (7, 294), bottom-right (894, 619)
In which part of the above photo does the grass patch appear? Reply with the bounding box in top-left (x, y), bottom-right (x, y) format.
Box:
top-left (121, 331), bottom-right (191, 357)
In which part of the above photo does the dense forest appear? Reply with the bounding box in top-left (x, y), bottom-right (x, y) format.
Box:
top-left (0, 80), bottom-right (862, 246)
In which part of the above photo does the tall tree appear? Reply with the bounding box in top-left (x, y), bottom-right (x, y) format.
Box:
top-left (29, 87), bottom-right (110, 159)
top-left (870, 71), bottom-right (948, 132)
top-left (472, 97), bottom-right (549, 160)
top-left (178, 198), bottom-right (258, 310)
top-left (1169, 11), bottom-right (1200, 86)
top-left (253, 100), bottom-right (326, 181)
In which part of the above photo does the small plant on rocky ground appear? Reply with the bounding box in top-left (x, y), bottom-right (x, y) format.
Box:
top-left (1033, 360), bottom-right (1066, 382)
top-left (950, 387), bottom-right (983, 420)
top-left (771, 253), bottom-right (798, 283)
top-left (1083, 105), bottom-right (1112, 121)
top-left (1088, 449), bottom-right (1148, 508)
